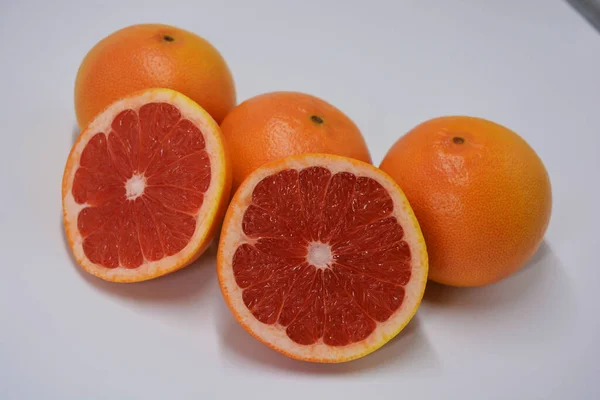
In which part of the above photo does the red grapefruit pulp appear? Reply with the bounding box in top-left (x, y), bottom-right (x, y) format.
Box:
top-left (218, 154), bottom-right (428, 362)
top-left (63, 89), bottom-right (230, 282)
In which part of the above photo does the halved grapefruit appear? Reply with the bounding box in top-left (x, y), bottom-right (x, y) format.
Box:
top-left (63, 88), bottom-right (231, 282)
top-left (217, 154), bottom-right (428, 363)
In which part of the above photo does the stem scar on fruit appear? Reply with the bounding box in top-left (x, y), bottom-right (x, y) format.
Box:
top-left (311, 115), bottom-right (324, 124)
top-left (163, 35), bottom-right (174, 42)
top-left (453, 136), bottom-right (465, 144)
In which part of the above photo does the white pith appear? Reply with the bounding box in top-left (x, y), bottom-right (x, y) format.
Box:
top-left (218, 154), bottom-right (428, 362)
top-left (307, 242), bottom-right (332, 269)
top-left (125, 174), bottom-right (146, 200)
top-left (63, 89), bottom-right (228, 282)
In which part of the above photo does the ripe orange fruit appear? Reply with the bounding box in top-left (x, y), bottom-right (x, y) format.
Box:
top-left (218, 153), bottom-right (428, 362)
top-left (75, 24), bottom-right (235, 128)
top-left (63, 88), bottom-right (231, 282)
top-left (219, 92), bottom-right (371, 191)
top-left (380, 116), bottom-right (551, 287)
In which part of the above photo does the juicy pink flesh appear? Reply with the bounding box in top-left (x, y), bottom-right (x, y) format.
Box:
top-left (72, 103), bottom-right (211, 269)
top-left (233, 167), bottom-right (412, 347)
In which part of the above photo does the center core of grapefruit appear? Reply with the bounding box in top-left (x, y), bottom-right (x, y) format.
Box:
top-left (125, 174), bottom-right (147, 200)
top-left (307, 242), bottom-right (332, 269)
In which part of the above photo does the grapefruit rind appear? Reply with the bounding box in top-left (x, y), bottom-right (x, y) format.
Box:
top-left (63, 88), bottom-right (231, 282)
top-left (217, 154), bottom-right (428, 363)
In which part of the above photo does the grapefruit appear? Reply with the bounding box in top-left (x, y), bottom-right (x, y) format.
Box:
top-left (75, 24), bottom-right (235, 128)
top-left (380, 116), bottom-right (552, 287)
top-left (219, 92), bottom-right (372, 191)
top-left (63, 88), bottom-right (231, 282)
top-left (217, 154), bottom-right (428, 362)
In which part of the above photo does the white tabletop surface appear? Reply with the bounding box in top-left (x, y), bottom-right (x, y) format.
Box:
top-left (2, 0), bottom-right (599, 399)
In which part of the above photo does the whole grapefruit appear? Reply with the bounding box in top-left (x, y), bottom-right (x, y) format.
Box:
top-left (219, 91), bottom-right (371, 191)
top-left (75, 24), bottom-right (235, 128)
top-left (380, 116), bottom-right (552, 287)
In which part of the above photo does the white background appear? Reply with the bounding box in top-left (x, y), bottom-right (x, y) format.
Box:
top-left (1, 0), bottom-right (599, 399)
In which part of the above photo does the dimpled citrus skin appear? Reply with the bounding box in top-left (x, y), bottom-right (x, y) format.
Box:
top-left (219, 92), bottom-right (372, 191)
top-left (75, 24), bottom-right (235, 128)
top-left (380, 116), bottom-right (552, 287)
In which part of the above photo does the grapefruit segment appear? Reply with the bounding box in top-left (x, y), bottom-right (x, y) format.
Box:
top-left (218, 154), bottom-right (428, 363)
top-left (63, 88), bottom-right (231, 282)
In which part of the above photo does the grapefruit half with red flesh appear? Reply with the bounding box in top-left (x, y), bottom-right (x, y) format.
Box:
top-left (217, 154), bottom-right (428, 362)
top-left (63, 88), bottom-right (231, 282)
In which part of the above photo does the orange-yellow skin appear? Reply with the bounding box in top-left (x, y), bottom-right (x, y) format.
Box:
top-left (75, 24), bottom-right (235, 128)
top-left (220, 92), bottom-right (372, 192)
top-left (380, 116), bottom-right (552, 287)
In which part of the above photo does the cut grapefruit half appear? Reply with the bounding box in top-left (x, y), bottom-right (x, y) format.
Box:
top-left (63, 88), bottom-right (231, 282)
top-left (217, 154), bottom-right (428, 363)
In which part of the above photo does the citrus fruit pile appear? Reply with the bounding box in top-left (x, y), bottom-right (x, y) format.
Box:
top-left (63, 24), bottom-right (552, 363)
